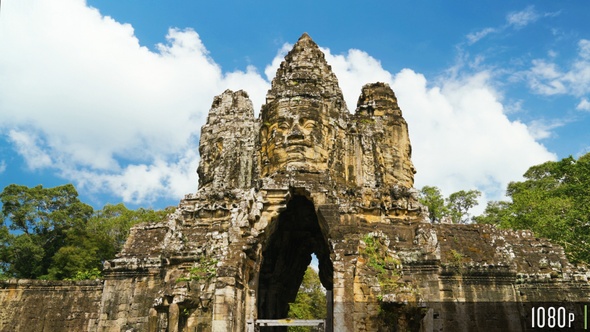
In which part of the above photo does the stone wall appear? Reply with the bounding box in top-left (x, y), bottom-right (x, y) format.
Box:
top-left (0, 279), bottom-right (102, 332)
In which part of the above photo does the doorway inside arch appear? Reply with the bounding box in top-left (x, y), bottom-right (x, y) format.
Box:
top-left (257, 195), bottom-right (333, 331)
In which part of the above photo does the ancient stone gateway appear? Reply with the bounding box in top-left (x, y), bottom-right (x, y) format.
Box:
top-left (93, 33), bottom-right (589, 332)
top-left (2, 33), bottom-right (588, 332)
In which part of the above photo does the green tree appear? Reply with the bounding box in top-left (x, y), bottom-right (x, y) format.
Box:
top-left (46, 203), bottom-right (171, 279)
top-left (87, 203), bottom-right (172, 255)
top-left (418, 186), bottom-right (448, 223)
top-left (474, 153), bottom-right (590, 264)
top-left (0, 184), bottom-right (93, 279)
top-left (419, 186), bottom-right (481, 223)
top-left (288, 266), bottom-right (327, 332)
top-left (0, 184), bottom-right (171, 279)
top-left (446, 190), bottom-right (482, 223)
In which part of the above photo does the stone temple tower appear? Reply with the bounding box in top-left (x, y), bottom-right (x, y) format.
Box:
top-left (87, 33), bottom-right (588, 332)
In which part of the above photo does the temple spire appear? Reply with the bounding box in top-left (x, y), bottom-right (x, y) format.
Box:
top-left (265, 33), bottom-right (345, 103)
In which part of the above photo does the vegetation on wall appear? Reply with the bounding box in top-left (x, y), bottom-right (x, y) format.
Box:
top-left (361, 234), bottom-right (401, 294)
top-left (176, 256), bottom-right (218, 283)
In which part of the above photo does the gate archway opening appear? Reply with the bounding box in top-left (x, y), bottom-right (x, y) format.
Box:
top-left (257, 195), bottom-right (333, 331)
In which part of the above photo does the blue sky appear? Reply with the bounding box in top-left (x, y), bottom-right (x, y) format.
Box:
top-left (1, 0), bottom-right (589, 213)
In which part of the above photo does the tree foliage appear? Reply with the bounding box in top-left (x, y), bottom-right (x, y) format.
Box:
top-left (474, 153), bottom-right (590, 264)
top-left (287, 266), bottom-right (327, 332)
top-left (417, 186), bottom-right (447, 223)
top-left (0, 184), bottom-right (170, 279)
top-left (447, 190), bottom-right (482, 224)
top-left (419, 186), bottom-right (481, 223)
top-left (0, 184), bottom-right (93, 279)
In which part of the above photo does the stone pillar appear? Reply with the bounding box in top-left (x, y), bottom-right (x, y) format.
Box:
top-left (332, 258), bottom-right (355, 331)
top-left (148, 308), bottom-right (158, 332)
top-left (212, 286), bottom-right (234, 332)
top-left (168, 303), bottom-right (179, 332)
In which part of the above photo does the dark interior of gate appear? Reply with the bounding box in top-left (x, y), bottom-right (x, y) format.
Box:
top-left (257, 195), bottom-right (333, 330)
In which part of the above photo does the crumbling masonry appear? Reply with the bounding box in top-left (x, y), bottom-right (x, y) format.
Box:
top-left (1, 33), bottom-right (589, 332)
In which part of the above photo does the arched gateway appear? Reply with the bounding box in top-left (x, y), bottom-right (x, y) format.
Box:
top-left (93, 34), bottom-right (589, 332)
top-left (257, 195), bottom-right (333, 323)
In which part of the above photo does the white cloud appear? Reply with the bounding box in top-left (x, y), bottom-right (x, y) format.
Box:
top-left (527, 119), bottom-right (567, 140)
top-left (0, 161), bottom-right (6, 174)
top-left (577, 98), bottom-right (590, 111)
top-left (506, 6), bottom-right (539, 29)
top-left (464, 6), bottom-right (557, 45)
top-left (62, 147), bottom-right (199, 204)
top-left (0, 0), bottom-right (556, 209)
top-left (527, 59), bottom-right (567, 95)
top-left (467, 28), bottom-right (497, 45)
top-left (579, 39), bottom-right (590, 60)
top-left (525, 39), bottom-right (590, 99)
top-left (323, 48), bottom-right (394, 111)
top-left (392, 70), bottom-right (555, 202)
top-left (7, 130), bottom-right (53, 170)
top-left (0, 0), bottom-right (270, 204)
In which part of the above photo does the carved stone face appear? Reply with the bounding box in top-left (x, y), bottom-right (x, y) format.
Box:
top-left (261, 99), bottom-right (329, 174)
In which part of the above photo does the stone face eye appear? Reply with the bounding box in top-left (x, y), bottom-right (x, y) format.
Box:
top-left (278, 122), bottom-right (290, 130)
top-left (302, 120), bottom-right (317, 130)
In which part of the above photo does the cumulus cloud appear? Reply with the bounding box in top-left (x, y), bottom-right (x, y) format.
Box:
top-left (0, 0), bottom-right (556, 209)
top-left (321, 49), bottom-right (555, 202)
top-left (0, 0), bottom-right (270, 203)
top-left (391, 70), bottom-right (555, 202)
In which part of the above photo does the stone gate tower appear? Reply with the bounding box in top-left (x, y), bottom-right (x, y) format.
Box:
top-left (93, 34), bottom-right (589, 332)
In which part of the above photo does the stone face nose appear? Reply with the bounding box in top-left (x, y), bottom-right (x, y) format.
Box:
top-left (287, 123), bottom-right (305, 140)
